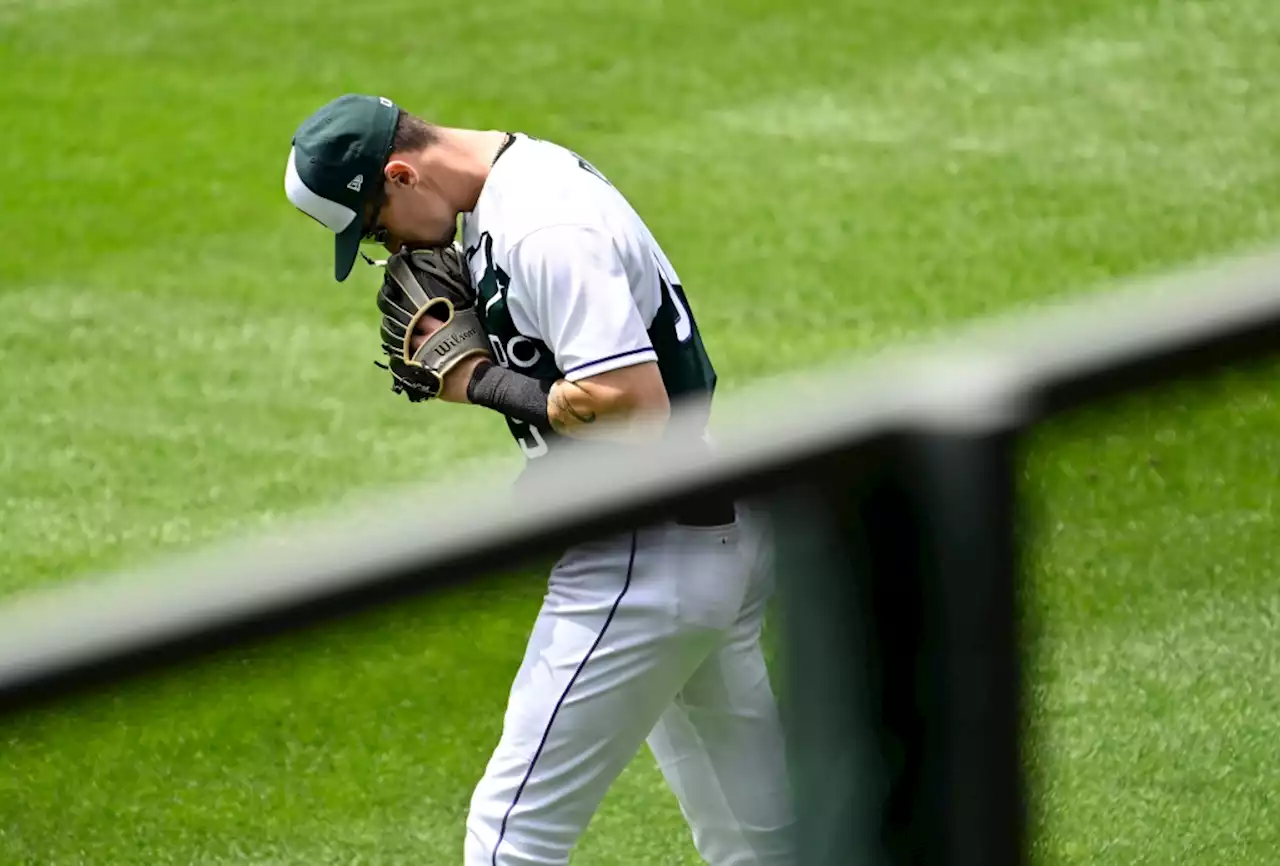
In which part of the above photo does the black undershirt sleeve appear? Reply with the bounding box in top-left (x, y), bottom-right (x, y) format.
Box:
top-left (465, 360), bottom-right (553, 428)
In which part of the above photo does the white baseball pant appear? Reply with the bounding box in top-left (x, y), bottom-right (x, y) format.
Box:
top-left (463, 508), bottom-right (796, 865)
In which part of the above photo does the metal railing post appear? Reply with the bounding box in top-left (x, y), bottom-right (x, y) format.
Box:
top-left (900, 427), bottom-right (1023, 866)
top-left (773, 421), bottom-right (1024, 866)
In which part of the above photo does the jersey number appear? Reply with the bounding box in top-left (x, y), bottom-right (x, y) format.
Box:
top-left (662, 277), bottom-right (693, 344)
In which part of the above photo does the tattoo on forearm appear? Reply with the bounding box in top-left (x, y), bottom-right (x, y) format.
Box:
top-left (552, 383), bottom-right (596, 426)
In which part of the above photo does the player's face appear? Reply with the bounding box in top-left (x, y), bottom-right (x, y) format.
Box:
top-left (369, 174), bottom-right (457, 253)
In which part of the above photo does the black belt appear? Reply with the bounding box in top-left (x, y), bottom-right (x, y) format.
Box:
top-left (672, 494), bottom-right (737, 527)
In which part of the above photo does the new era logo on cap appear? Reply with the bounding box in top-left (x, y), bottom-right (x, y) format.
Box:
top-left (285, 93), bottom-right (400, 281)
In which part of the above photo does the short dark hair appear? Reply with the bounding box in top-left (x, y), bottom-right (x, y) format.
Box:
top-left (392, 110), bottom-right (440, 154)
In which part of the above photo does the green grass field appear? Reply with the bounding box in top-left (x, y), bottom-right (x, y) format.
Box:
top-left (2, 0), bottom-right (1279, 862)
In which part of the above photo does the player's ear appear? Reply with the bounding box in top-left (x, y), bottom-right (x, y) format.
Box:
top-left (384, 159), bottom-right (417, 188)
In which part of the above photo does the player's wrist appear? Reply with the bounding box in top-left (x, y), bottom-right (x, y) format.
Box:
top-left (467, 361), bottom-right (554, 427)
top-left (463, 358), bottom-right (493, 404)
top-left (432, 354), bottom-right (485, 404)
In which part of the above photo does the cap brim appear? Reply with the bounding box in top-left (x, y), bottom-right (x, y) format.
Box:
top-left (334, 218), bottom-right (364, 282)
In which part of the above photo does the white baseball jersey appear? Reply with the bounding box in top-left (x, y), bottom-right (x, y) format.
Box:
top-left (460, 134), bottom-right (717, 460)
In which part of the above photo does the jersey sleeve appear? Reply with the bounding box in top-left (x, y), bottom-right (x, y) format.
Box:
top-left (506, 225), bottom-right (658, 382)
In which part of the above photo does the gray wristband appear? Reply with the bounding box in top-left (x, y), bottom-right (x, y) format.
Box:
top-left (466, 360), bottom-right (553, 428)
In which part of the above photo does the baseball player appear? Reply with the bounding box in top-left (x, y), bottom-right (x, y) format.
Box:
top-left (284, 94), bottom-right (796, 866)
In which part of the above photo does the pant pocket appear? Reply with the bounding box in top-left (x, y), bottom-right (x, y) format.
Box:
top-left (663, 524), bottom-right (750, 632)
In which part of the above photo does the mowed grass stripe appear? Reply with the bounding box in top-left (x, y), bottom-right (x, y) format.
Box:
top-left (1032, 591), bottom-right (1280, 863)
top-left (1025, 363), bottom-right (1279, 627)
top-left (0, 286), bottom-right (514, 592)
top-left (0, 0), bottom-right (100, 24)
top-left (1022, 354), bottom-right (1279, 865)
top-left (0, 0), bottom-right (1127, 286)
top-left (0, 574), bottom-right (704, 866)
top-left (714, 0), bottom-right (1279, 190)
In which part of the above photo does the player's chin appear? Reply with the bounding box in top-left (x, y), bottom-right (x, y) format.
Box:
top-left (435, 222), bottom-right (462, 247)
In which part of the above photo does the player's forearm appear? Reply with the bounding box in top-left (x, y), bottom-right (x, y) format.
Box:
top-left (465, 361), bottom-right (671, 443)
top-left (547, 377), bottom-right (670, 442)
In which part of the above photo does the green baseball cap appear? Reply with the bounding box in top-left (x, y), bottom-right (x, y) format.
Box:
top-left (285, 94), bottom-right (400, 281)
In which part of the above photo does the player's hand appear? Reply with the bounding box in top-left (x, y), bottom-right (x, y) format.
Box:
top-left (410, 313), bottom-right (487, 403)
top-left (376, 245), bottom-right (491, 404)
